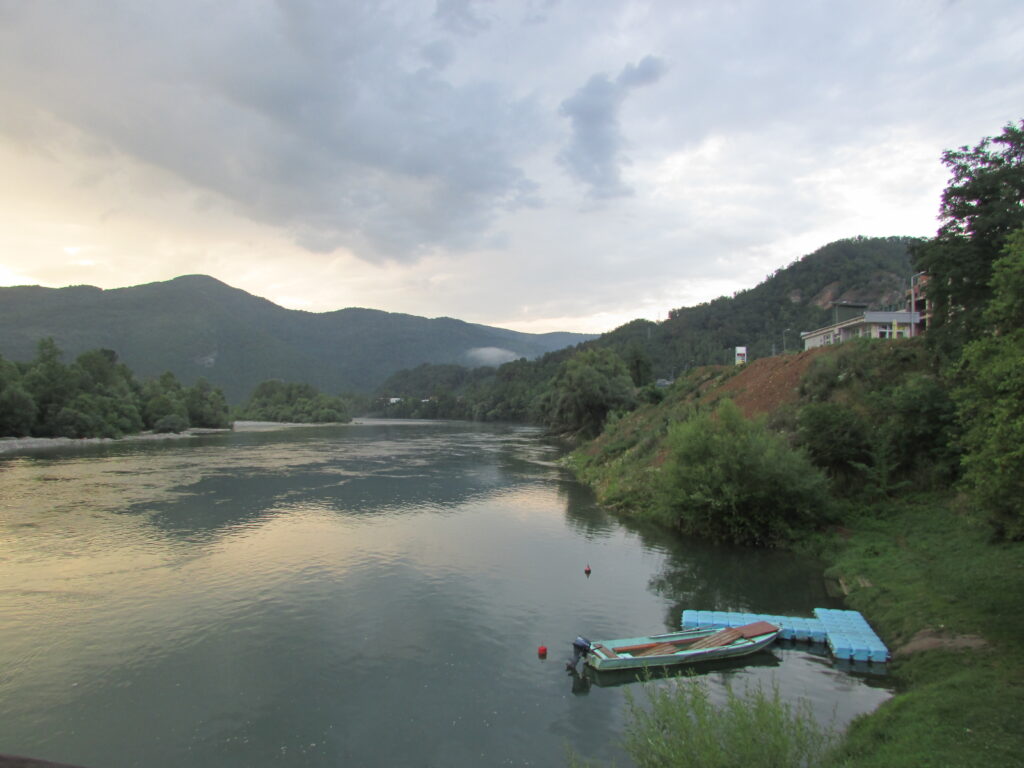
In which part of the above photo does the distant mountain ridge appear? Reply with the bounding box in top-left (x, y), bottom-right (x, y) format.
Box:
top-left (0, 275), bottom-right (595, 401)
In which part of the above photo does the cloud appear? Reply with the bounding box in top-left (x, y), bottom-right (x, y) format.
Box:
top-left (1, 0), bottom-right (1022, 336)
top-left (0, 1), bottom-right (538, 262)
top-left (558, 56), bottom-right (667, 198)
top-left (420, 40), bottom-right (457, 70)
top-left (434, 0), bottom-right (491, 36)
top-left (465, 347), bottom-right (520, 366)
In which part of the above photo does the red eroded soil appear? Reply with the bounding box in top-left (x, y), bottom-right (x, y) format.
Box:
top-left (703, 347), bottom-right (831, 418)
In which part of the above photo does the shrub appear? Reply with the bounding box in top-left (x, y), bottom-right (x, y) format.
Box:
top-left (658, 400), bottom-right (830, 546)
top-left (796, 401), bottom-right (872, 491)
top-left (153, 413), bottom-right (189, 433)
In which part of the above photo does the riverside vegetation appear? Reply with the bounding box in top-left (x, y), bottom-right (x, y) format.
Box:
top-left (0, 339), bottom-right (355, 440)
top-left (567, 121), bottom-right (1024, 767)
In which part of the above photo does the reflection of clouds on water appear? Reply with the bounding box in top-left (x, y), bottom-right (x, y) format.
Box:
top-left (0, 420), bottom-right (891, 767)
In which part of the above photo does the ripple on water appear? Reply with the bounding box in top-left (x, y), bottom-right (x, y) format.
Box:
top-left (0, 422), bottom-right (892, 768)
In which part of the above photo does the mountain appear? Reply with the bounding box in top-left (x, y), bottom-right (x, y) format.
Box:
top-left (597, 235), bottom-right (920, 375)
top-left (371, 236), bottom-right (923, 424)
top-left (0, 275), bottom-right (595, 401)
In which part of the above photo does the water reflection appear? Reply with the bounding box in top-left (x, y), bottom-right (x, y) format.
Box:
top-left (0, 421), bottom-right (891, 768)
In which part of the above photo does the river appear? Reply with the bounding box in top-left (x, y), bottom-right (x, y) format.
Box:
top-left (0, 419), bottom-right (891, 767)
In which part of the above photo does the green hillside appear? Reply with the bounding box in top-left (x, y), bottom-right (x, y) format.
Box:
top-left (0, 275), bottom-right (594, 402)
top-left (596, 235), bottom-right (917, 376)
top-left (376, 235), bottom-right (919, 421)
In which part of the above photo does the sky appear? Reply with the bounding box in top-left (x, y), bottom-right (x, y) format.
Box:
top-left (1, 1), bottom-right (1022, 334)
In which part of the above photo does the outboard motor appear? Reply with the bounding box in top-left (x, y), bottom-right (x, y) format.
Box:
top-left (569, 635), bottom-right (592, 669)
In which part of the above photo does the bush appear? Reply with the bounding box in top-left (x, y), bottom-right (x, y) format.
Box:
top-left (796, 401), bottom-right (872, 484)
top-left (953, 230), bottom-right (1024, 539)
top-left (153, 413), bottom-right (189, 433)
top-left (621, 678), bottom-right (837, 768)
top-left (536, 348), bottom-right (636, 438)
top-left (658, 400), bottom-right (830, 546)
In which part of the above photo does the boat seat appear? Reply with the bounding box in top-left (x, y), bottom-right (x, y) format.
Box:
top-left (688, 627), bottom-right (742, 650)
top-left (634, 642), bottom-right (681, 657)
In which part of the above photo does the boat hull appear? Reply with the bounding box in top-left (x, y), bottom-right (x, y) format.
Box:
top-left (585, 623), bottom-right (780, 672)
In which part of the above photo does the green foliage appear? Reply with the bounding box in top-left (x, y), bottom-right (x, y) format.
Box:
top-left (22, 337), bottom-right (80, 435)
top-left (536, 348), bottom-right (636, 438)
top-left (620, 678), bottom-right (837, 768)
top-left (601, 235), bottom-right (916, 379)
top-left (824, 495), bottom-right (1024, 767)
top-left (0, 275), bottom-right (593, 402)
top-left (796, 401), bottom-right (872, 488)
top-left (954, 229), bottom-right (1024, 539)
top-left (185, 378), bottom-right (232, 428)
top-left (153, 413), bottom-right (190, 434)
top-left (623, 343), bottom-right (654, 387)
top-left (358, 236), bottom-right (915, 426)
top-left (796, 339), bottom-right (957, 494)
top-left (658, 401), bottom-right (831, 546)
top-left (0, 339), bottom-right (231, 439)
top-left (0, 380), bottom-right (36, 437)
top-left (236, 379), bottom-right (352, 423)
top-left (914, 120), bottom-right (1024, 361)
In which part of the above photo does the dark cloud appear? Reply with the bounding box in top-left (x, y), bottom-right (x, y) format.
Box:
top-left (558, 56), bottom-right (667, 199)
top-left (616, 55), bottom-right (668, 89)
top-left (420, 40), bottom-right (457, 70)
top-left (522, 0), bottom-right (560, 25)
top-left (0, 1), bottom-right (538, 262)
top-left (434, 0), bottom-right (491, 36)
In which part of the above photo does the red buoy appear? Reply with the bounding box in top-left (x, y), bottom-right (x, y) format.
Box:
top-left (584, 563), bottom-right (592, 577)
top-left (537, 645), bottom-right (548, 659)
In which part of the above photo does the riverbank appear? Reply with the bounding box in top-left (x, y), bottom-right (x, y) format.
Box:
top-left (817, 494), bottom-right (1024, 766)
top-left (0, 420), bottom-right (369, 456)
top-left (0, 428), bottom-right (233, 456)
top-left (566, 345), bottom-right (1023, 766)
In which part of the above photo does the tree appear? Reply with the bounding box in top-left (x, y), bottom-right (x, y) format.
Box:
top-left (185, 378), bottom-right (231, 428)
top-left (914, 120), bottom-right (1024, 359)
top-left (658, 400), bottom-right (830, 546)
top-left (236, 380), bottom-right (351, 423)
top-left (954, 228), bottom-right (1024, 539)
top-left (0, 385), bottom-right (36, 437)
top-left (623, 343), bottom-right (654, 387)
top-left (536, 348), bottom-right (636, 438)
top-left (22, 338), bottom-right (80, 435)
top-left (796, 402), bottom-right (872, 489)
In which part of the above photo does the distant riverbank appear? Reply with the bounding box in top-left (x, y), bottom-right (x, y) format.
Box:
top-left (0, 420), bottom-right (367, 456)
top-left (0, 427), bottom-right (233, 456)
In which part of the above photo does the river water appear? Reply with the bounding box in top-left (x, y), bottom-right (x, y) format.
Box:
top-left (0, 420), bottom-right (891, 767)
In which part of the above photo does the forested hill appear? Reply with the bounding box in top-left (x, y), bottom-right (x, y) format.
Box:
top-left (375, 235), bottom-right (920, 422)
top-left (0, 275), bottom-right (594, 402)
top-left (597, 236), bottom-right (918, 376)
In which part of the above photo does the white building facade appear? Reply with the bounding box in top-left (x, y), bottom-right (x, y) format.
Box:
top-left (800, 311), bottom-right (921, 350)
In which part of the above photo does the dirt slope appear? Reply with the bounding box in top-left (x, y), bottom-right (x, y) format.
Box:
top-left (703, 348), bottom-right (831, 418)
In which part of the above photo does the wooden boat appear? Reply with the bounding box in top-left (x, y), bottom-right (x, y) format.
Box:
top-left (583, 621), bottom-right (780, 671)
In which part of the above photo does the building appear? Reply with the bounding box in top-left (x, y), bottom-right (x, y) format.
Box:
top-left (907, 271), bottom-right (931, 330)
top-left (800, 301), bottom-right (922, 350)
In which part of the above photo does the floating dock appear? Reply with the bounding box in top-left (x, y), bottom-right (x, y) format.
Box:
top-left (681, 608), bottom-right (889, 663)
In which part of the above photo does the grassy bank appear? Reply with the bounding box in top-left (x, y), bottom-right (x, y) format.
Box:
top-left (822, 494), bottom-right (1024, 766)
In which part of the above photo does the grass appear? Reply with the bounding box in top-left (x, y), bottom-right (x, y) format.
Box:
top-left (568, 677), bottom-right (839, 768)
top-left (622, 678), bottom-right (838, 768)
top-left (824, 493), bottom-right (1024, 767)
top-left (565, 492), bottom-right (1024, 768)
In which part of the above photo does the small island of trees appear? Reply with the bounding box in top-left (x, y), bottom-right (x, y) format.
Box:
top-left (0, 339), bottom-right (231, 438)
